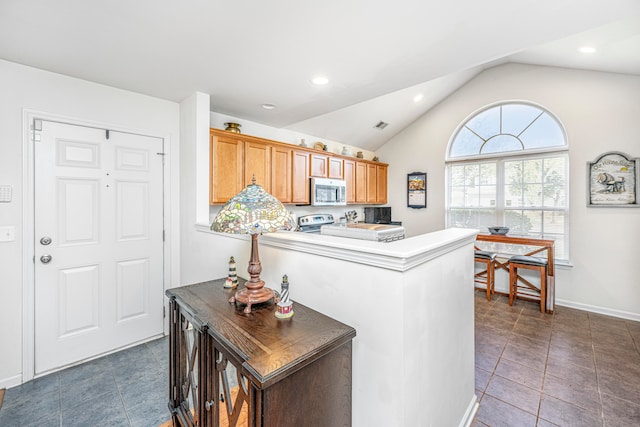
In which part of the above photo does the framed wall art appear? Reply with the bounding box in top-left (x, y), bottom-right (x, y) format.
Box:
top-left (587, 151), bottom-right (639, 207)
top-left (407, 172), bottom-right (427, 208)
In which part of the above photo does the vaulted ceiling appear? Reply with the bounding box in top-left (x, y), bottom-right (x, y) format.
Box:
top-left (1, 0), bottom-right (639, 151)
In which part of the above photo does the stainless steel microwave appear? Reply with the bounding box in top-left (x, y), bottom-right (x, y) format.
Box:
top-left (310, 177), bottom-right (347, 206)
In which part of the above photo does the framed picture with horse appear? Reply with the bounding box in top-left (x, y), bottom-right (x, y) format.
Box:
top-left (587, 151), bottom-right (639, 207)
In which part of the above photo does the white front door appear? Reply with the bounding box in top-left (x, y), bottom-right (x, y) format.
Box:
top-left (34, 120), bottom-right (164, 375)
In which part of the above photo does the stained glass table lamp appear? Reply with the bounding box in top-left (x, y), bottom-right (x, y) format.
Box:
top-left (211, 177), bottom-right (295, 313)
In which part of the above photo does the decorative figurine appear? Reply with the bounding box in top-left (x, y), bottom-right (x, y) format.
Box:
top-left (224, 256), bottom-right (238, 289)
top-left (275, 275), bottom-right (294, 319)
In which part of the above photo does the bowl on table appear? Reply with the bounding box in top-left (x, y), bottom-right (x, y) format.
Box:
top-left (488, 226), bottom-right (509, 235)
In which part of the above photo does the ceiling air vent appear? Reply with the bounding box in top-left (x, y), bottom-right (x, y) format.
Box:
top-left (374, 121), bottom-right (389, 130)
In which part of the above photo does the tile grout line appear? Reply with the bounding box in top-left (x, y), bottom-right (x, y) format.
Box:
top-left (587, 312), bottom-right (607, 427)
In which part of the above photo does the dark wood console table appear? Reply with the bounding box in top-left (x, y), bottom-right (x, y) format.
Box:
top-left (476, 234), bottom-right (555, 313)
top-left (166, 278), bottom-right (356, 426)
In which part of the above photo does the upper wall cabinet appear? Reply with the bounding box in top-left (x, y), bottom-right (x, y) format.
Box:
top-left (209, 128), bottom-right (387, 205)
top-left (271, 145), bottom-right (292, 203)
top-left (210, 132), bottom-right (243, 204)
top-left (245, 141), bottom-right (271, 192)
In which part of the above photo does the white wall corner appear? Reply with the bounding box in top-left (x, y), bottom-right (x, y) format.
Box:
top-left (180, 92), bottom-right (211, 226)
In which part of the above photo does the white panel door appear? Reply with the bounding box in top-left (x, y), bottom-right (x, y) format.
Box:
top-left (34, 120), bottom-right (164, 374)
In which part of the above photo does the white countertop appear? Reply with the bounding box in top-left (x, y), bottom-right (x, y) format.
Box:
top-left (196, 223), bottom-right (478, 272)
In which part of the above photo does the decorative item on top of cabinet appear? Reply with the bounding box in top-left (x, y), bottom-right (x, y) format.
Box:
top-left (224, 122), bottom-right (242, 133)
top-left (275, 275), bottom-right (294, 319)
top-left (225, 256), bottom-right (238, 289)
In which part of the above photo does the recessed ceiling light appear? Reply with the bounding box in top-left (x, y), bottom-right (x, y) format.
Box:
top-left (261, 103), bottom-right (276, 110)
top-left (578, 46), bottom-right (597, 54)
top-left (413, 94), bottom-right (424, 103)
top-left (312, 76), bottom-right (329, 85)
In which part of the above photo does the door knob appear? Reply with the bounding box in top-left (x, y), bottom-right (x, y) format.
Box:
top-left (40, 236), bottom-right (52, 245)
top-left (40, 254), bottom-right (52, 264)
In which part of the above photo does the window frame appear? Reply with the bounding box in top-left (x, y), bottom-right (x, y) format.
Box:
top-left (445, 101), bottom-right (570, 261)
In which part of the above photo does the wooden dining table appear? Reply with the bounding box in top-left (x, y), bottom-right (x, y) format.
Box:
top-left (476, 234), bottom-right (555, 313)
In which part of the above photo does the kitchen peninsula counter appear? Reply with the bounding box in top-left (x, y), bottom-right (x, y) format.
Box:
top-left (195, 225), bottom-right (479, 426)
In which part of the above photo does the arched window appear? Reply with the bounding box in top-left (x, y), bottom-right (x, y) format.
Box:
top-left (446, 101), bottom-right (569, 260)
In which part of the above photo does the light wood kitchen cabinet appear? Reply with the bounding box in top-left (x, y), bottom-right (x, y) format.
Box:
top-left (366, 163), bottom-right (378, 203)
top-left (365, 163), bottom-right (388, 204)
top-left (245, 141), bottom-right (271, 191)
top-left (271, 145), bottom-right (292, 202)
top-left (291, 150), bottom-right (310, 204)
top-left (310, 153), bottom-right (328, 177)
top-left (210, 132), bottom-right (243, 204)
top-left (355, 161), bottom-right (368, 204)
top-left (376, 164), bottom-right (388, 204)
top-left (329, 157), bottom-right (343, 179)
top-left (344, 159), bottom-right (356, 203)
top-left (210, 127), bottom-right (388, 205)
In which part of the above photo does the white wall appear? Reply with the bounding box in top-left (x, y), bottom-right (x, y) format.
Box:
top-left (378, 63), bottom-right (640, 320)
top-left (0, 59), bottom-right (181, 388)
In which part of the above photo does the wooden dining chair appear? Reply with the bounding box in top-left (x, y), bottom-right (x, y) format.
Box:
top-left (508, 255), bottom-right (548, 313)
top-left (474, 250), bottom-right (497, 301)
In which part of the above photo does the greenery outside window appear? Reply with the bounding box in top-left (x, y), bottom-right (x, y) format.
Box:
top-left (446, 102), bottom-right (569, 260)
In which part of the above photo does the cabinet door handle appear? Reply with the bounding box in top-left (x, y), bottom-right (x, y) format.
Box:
top-left (205, 400), bottom-right (215, 411)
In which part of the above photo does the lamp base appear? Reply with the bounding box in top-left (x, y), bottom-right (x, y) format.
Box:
top-left (230, 286), bottom-right (275, 314)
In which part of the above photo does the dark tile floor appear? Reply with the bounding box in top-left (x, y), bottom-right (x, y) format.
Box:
top-left (472, 291), bottom-right (640, 427)
top-left (3, 296), bottom-right (640, 427)
top-left (0, 336), bottom-right (171, 427)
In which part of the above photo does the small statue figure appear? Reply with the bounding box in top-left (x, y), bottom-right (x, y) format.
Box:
top-left (224, 256), bottom-right (238, 289)
top-left (275, 275), bottom-right (294, 319)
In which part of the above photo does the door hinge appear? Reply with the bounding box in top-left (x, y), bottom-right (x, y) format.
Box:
top-left (105, 129), bottom-right (110, 140)
top-left (32, 119), bottom-right (42, 142)
top-left (163, 230), bottom-right (166, 242)
top-left (163, 306), bottom-right (166, 318)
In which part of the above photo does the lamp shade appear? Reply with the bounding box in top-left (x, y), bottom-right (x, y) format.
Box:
top-left (210, 178), bottom-right (294, 313)
top-left (211, 180), bottom-right (295, 235)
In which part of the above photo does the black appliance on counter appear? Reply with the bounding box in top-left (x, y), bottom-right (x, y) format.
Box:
top-left (364, 207), bottom-right (401, 225)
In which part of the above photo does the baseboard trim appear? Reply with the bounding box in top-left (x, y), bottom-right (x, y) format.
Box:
top-left (555, 299), bottom-right (640, 322)
top-left (0, 374), bottom-right (22, 391)
top-left (459, 394), bottom-right (479, 427)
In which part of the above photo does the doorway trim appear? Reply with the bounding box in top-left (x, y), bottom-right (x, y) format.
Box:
top-left (21, 110), bottom-right (176, 383)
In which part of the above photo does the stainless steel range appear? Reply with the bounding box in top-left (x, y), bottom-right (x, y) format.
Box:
top-left (321, 222), bottom-right (405, 242)
top-left (297, 214), bottom-right (336, 233)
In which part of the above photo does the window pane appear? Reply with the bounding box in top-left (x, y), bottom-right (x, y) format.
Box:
top-left (543, 211), bottom-right (565, 235)
top-left (505, 159), bottom-right (545, 207)
top-left (520, 114), bottom-right (565, 149)
top-left (450, 127), bottom-right (484, 157)
top-left (450, 165), bottom-right (465, 186)
top-left (542, 157), bottom-right (566, 208)
top-left (450, 187), bottom-right (466, 206)
top-left (479, 164), bottom-right (496, 185)
top-left (502, 104), bottom-right (542, 136)
top-left (449, 208), bottom-right (496, 228)
top-left (482, 134), bottom-right (523, 154)
top-left (466, 107), bottom-right (500, 140)
top-left (505, 210), bottom-right (540, 234)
